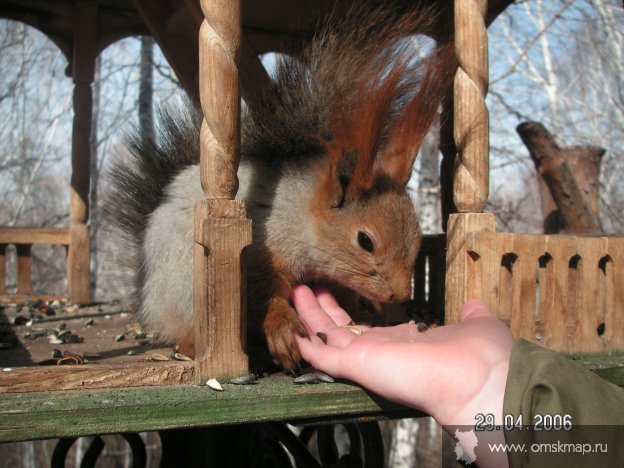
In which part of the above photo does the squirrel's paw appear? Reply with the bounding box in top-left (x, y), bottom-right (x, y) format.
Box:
top-left (264, 298), bottom-right (308, 371)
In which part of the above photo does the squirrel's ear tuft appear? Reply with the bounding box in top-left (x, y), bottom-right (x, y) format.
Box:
top-left (377, 44), bottom-right (457, 187)
top-left (323, 49), bottom-right (409, 206)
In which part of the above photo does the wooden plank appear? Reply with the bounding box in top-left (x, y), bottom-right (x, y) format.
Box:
top-left (541, 236), bottom-right (576, 351)
top-left (0, 227), bottom-right (70, 245)
top-left (0, 294), bottom-right (66, 304)
top-left (0, 362), bottom-right (194, 394)
top-left (1, 355), bottom-right (620, 444)
top-left (607, 238), bottom-right (624, 350)
top-left (0, 374), bottom-right (416, 443)
top-left (15, 245), bottom-right (32, 295)
top-left (575, 237), bottom-right (607, 353)
top-left (466, 231), bottom-right (513, 324)
top-left (510, 235), bottom-right (540, 343)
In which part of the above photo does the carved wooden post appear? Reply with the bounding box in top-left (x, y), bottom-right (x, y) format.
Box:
top-left (445, 0), bottom-right (493, 323)
top-left (194, 0), bottom-right (251, 382)
top-left (67, 0), bottom-right (96, 304)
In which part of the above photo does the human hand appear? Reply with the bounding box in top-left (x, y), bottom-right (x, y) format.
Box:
top-left (293, 285), bottom-right (514, 429)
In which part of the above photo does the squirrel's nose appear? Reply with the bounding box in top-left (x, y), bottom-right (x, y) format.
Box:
top-left (388, 275), bottom-right (412, 302)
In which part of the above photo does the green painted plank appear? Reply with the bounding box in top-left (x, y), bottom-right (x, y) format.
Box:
top-left (567, 351), bottom-right (624, 386)
top-left (0, 374), bottom-right (413, 443)
top-left (1, 357), bottom-right (622, 443)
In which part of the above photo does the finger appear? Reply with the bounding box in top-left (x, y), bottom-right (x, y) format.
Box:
top-left (292, 285), bottom-right (339, 333)
top-left (459, 299), bottom-right (494, 322)
top-left (314, 288), bottom-right (354, 326)
top-left (295, 335), bottom-right (345, 377)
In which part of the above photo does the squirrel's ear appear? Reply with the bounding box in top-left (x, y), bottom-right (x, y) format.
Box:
top-left (377, 45), bottom-right (456, 187)
top-left (321, 147), bottom-right (361, 208)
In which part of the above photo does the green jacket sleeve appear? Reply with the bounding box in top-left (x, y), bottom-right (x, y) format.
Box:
top-left (503, 339), bottom-right (624, 467)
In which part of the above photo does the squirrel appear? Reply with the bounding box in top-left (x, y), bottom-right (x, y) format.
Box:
top-left (105, 2), bottom-right (456, 371)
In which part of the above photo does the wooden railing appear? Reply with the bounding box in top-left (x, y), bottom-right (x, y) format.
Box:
top-left (0, 226), bottom-right (70, 301)
top-left (445, 213), bottom-right (624, 354)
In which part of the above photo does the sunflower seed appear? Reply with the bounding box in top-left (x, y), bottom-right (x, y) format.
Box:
top-left (314, 371), bottom-right (334, 383)
top-left (230, 374), bottom-right (258, 385)
top-left (206, 378), bottom-right (224, 391)
top-left (293, 373), bottom-right (319, 384)
top-left (173, 352), bottom-right (192, 361)
top-left (13, 316), bottom-right (29, 326)
top-left (150, 353), bottom-right (169, 362)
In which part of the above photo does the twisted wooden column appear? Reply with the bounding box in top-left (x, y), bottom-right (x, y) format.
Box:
top-left (68, 0), bottom-right (96, 304)
top-left (445, 0), bottom-right (493, 323)
top-left (453, 0), bottom-right (489, 213)
top-left (194, 0), bottom-right (251, 382)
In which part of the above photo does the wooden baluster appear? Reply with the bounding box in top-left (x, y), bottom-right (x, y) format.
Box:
top-left (16, 245), bottom-right (32, 295)
top-left (453, 0), bottom-right (489, 213)
top-left (67, 0), bottom-right (96, 304)
top-left (194, 0), bottom-right (251, 382)
top-left (0, 245), bottom-right (5, 295)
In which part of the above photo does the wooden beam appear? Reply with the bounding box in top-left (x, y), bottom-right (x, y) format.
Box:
top-left (0, 227), bottom-right (70, 245)
top-left (134, 0), bottom-right (200, 102)
top-left (0, 372), bottom-right (418, 443)
top-left (0, 362), bottom-right (194, 394)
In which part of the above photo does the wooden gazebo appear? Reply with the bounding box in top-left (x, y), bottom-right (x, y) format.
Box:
top-left (0, 0), bottom-right (622, 462)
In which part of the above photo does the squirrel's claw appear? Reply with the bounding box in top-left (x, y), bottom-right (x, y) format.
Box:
top-left (264, 298), bottom-right (309, 371)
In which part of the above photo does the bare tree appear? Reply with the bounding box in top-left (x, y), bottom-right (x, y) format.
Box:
top-left (487, 0), bottom-right (623, 234)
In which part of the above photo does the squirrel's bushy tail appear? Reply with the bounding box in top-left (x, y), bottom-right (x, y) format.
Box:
top-left (103, 106), bottom-right (200, 301)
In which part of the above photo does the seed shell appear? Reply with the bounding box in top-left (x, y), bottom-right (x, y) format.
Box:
top-left (206, 378), bottom-right (224, 391)
top-left (293, 372), bottom-right (319, 384)
top-left (314, 371), bottom-right (334, 383)
top-left (173, 352), bottom-right (192, 361)
top-left (230, 374), bottom-right (258, 385)
top-left (150, 353), bottom-right (169, 362)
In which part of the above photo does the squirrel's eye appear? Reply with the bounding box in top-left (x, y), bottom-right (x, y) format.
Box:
top-left (357, 231), bottom-right (374, 253)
